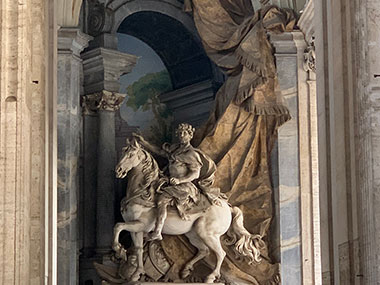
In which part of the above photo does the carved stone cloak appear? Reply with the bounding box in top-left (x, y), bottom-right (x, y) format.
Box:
top-left (162, 2), bottom-right (296, 284)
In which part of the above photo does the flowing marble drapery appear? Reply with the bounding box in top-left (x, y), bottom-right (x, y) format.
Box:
top-left (162, 2), bottom-right (296, 284)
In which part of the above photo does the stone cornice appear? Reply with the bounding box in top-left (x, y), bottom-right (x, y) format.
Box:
top-left (82, 47), bottom-right (138, 94)
top-left (58, 28), bottom-right (93, 57)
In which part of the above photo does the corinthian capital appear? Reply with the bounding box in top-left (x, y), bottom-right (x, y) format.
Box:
top-left (98, 90), bottom-right (126, 111)
top-left (82, 91), bottom-right (126, 115)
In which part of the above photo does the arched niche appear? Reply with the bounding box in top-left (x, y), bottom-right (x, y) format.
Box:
top-left (116, 10), bottom-right (213, 89)
top-left (111, 0), bottom-right (197, 37)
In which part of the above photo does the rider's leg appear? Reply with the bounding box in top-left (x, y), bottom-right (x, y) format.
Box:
top-left (150, 195), bottom-right (171, 240)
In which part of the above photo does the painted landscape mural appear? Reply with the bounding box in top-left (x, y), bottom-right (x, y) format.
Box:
top-left (118, 33), bottom-right (173, 145)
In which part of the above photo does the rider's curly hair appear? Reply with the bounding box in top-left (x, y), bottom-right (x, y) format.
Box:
top-left (176, 123), bottom-right (195, 137)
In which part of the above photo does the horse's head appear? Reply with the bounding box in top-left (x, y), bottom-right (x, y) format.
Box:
top-left (115, 138), bottom-right (143, 179)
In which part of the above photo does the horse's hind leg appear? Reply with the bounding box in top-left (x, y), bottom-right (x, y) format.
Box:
top-left (198, 233), bottom-right (226, 283)
top-left (182, 231), bottom-right (210, 279)
top-left (130, 231), bottom-right (145, 281)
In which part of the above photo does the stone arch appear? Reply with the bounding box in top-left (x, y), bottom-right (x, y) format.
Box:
top-left (111, 0), bottom-right (198, 40)
top-left (116, 10), bottom-right (214, 89)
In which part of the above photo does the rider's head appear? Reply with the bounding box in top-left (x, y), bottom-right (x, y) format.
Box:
top-left (176, 123), bottom-right (195, 144)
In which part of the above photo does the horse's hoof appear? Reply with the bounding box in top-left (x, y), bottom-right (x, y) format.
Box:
top-left (180, 267), bottom-right (192, 279)
top-left (205, 274), bottom-right (218, 283)
top-left (112, 243), bottom-right (121, 252)
top-left (130, 270), bottom-right (145, 282)
top-left (147, 232), bottom-right (163, 241)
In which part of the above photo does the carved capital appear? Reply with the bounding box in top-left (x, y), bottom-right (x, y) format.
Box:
top-left (303, 37), bottom-right (316, 73)
top-left (82, 91), bottom-right (126, 115)
top-left (82, 93), bottom-right (100, 115)
top-left (98, 90), bottom-right (126, 111)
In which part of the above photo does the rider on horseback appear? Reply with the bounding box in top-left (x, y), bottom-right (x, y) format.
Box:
top-left (133, 123), bottom-right (224, 241)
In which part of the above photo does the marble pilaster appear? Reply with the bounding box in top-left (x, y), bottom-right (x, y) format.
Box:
top-left (271, 32), bottom-right (302, 285)
top-left (57, 27), bottom-right (92, 285)
top-left (270, 31), bottom-right (321, 285)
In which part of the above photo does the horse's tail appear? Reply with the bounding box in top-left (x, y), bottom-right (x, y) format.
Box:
top-left (224, 206), bottom-right (265, 264)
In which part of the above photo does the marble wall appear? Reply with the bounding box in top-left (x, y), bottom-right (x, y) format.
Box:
top-left (0, 0), bottom-right (58, 283)
top-left (57, 28), bottom-right (91, 285)
top-left (314, 0), bottom-right (380, 283)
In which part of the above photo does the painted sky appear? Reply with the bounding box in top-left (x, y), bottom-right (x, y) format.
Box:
top-left (117, 33), bottom-right (168, 132)
top-left (118, 33), bottom-right (166, 92)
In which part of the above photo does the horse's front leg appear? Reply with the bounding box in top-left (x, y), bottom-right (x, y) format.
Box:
top-left (112, 221), bottom-right (145, 261)
top-left (130, 231), bottom-right (145, 281)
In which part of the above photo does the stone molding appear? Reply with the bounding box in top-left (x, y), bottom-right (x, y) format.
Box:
top-left (58, 27), bottom-right (93, 58)
top-left (82, 91), bottom-right (126, 114)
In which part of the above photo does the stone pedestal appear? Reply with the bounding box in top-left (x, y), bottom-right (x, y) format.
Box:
top-left (57, 27), bottom-right (92, 285)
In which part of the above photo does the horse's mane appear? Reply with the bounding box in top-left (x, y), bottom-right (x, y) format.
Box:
top-left (139, 148), bottom-right (161, 190)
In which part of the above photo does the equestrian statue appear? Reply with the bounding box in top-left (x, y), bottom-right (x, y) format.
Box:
top-left (106, 123), bottom-right (264, 283)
